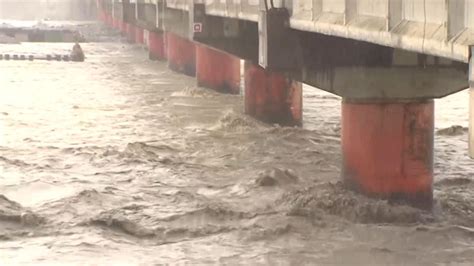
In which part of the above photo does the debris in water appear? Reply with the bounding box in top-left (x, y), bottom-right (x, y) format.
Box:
top-left (71, 42), bottom-right (85, 62)
top-left (436, 125), bottom-right (468, 136)
top-left (255, 168), bottom-right (299, 187)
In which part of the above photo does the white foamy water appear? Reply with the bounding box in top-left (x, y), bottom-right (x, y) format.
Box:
top-left (0, 26), bottom-right (473, 265)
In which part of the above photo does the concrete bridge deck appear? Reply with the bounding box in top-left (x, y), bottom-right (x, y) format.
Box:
top-left (162, 0), bottom-right (474, 63)
top-left (97, 0), bottom-right (474, 209)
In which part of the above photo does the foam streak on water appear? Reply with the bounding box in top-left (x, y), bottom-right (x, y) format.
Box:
top-left (0, 36), bottom-right (474, 264)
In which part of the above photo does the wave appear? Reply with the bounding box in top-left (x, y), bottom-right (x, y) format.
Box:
top-left (254, 168), bottom-right (299, 187)
top-left (436, 125), bottom-right (468, 136)
top-left (0, 195), bottom-right (44, 226)
top-left (0, 156), bottom-right (33, 168)
top-left (36, 189), bottom-right (119, 226)
top-left (171, 87), bottom-right (220, 98)
top-left (435, 177), bottom-right (473, 187)
top-left (210, 111), bottom-right (267, 132)
top-left (275, 182), bottom-right (432, 224)
top-left (88, 211), bottom-right (155, 238)
top-left (59, 142), bottom-right (179, 166)
top-left (437, 185), bottom-right (474, 226)
top-left (83, 202), bottom-right (260, 242)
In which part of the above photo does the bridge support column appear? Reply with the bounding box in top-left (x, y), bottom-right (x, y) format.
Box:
top-left (97, 0), bottom-right (106, 22)
top-left (135, 27), bottom-right (144, 45)
top-left (148, 31), bottom-right (166, 60)
top-left (196, 45), bottom-right (240, 94)
top-left (106, 13), bottom-right (113, 28)
top-left (125, 23), bottom-right (136, 43)
top-left (112, 16), bottom-right (120, 30)
top-left (341, 99), bottom-right (434, 209)
top-left (469, 46), bottom-right (474, 159)
top-left (244, 62), bottom-right (302, 126)
top-left (119, 21), bottom-right (126, 35)
top-left (166, 32), bottom-right (196, 76)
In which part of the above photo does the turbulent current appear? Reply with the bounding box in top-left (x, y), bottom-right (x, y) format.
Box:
top-left (0, 25), bottom-right (474, 265)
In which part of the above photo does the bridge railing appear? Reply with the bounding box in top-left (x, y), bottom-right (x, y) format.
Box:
top-left (205, 0), bottom-right (259, 22)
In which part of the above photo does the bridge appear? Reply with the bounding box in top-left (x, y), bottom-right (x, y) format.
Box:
top-left (96, 0), bottom-right (474, 209)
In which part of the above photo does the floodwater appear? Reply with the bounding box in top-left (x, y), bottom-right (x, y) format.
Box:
top-left (1, 27), bottom-right (474, 265)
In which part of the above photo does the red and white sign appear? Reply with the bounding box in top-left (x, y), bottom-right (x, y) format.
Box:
top-left (193, 23), bottom-right (203, 33)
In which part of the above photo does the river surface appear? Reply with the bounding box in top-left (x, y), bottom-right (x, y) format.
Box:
top-left (1, 26), bottom-right (474, 265)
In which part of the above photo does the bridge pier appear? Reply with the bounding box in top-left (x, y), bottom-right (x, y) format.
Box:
top-left (244, 62), bottom-right (302, 126)
top-left (135, 27), bottom-right (144, 45)
top-left (341, 99), bottom-right (434, 209)
top-left (196, 45), bottom-right (241, 94)
top-left (112, 16), bottom-right (120, 30)
top-left (125, 23), bottom-right (136, 43)
top-left (166, 32), bottom-right (196, 76)
top-left (148, 31), bottom-right (166, 60)
top-left (471, 88), bottom-right (474, 159)
top-left (89, 1), bottom-right (474, 211)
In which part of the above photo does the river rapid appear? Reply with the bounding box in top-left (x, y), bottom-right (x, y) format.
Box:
top-left (0, 25), bottom-right (474, 265)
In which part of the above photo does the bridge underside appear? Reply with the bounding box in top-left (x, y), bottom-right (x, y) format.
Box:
top-left (97, 0), bottom-right (473, 210)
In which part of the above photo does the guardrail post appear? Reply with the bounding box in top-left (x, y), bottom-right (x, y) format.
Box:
top-left (125, 23), bottom-right (136, 43)
top-left (135, 26), bottom-right (144, 44)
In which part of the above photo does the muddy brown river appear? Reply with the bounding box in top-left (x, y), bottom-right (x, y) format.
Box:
top-left (1, 25), bottom-right (474, 265)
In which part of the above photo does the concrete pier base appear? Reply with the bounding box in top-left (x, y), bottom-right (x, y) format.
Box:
top-left (341, 99), bottom-right (434, 209)
top-left (106, 14), bottom-right (113, 28)
top-left (166, 32), bottom-right (196, 76)
top-left (97, 0), bottom-right (112, 28)
top-left (148, 31), bottom-right (166, 61)
top-left (244, 62), bottom-right (302, 126)
top-left (196, 45), bottom-right (241, 94)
